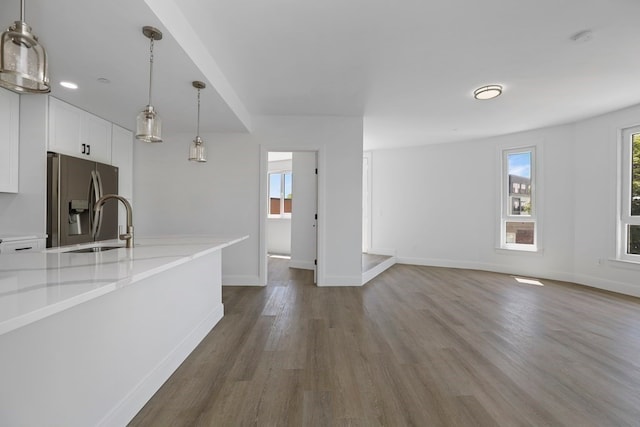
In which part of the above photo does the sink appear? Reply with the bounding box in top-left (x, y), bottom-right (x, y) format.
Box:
top-left (65, 246), bottom-right (123, 253)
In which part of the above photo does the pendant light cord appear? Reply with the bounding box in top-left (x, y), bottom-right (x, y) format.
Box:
top-left (20, 0), bottom-right (25, 21)
top-left (196, 88), bottom-right (201, 138)
top-left (148, 37), bottom-right (155, 106)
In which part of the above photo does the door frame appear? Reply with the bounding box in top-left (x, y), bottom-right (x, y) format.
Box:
top-left (259, 146), bottom-right (325, 286)
top-left (362, 151), bottom-right (372, 253)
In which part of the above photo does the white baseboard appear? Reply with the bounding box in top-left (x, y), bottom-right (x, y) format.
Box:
top-left (98, 304), bottom-right (224, 427)
top-left (318, 275), bottom-right (363, 287)
top-left (398, 256), bottom-right (573, 280)
top-left (362, 256), bottom-right (396, 285)
top-left (397, 256), bottom-right (640, 298)
top-left (289, 259), bottom-right (315, 270)
top-left (366, 248), bottom-right (397, 257)
top-left (398, 256), bottom-right (491, 271)
top-left (572, 274), bottom-right (640, 298)
top-left (222, 275), bottom-right (263, 286)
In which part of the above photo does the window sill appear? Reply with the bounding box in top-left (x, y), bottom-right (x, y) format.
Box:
top-left (495, 247), bottom-right (544, 256)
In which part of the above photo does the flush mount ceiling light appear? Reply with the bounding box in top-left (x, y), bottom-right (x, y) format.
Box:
top-left (0, 0), bottom-right (50, 93)
top-left (136, 26), bottom-right (163, 143)
top-left (474, 85), bottom-right (503, 100)
top-left (188, 81), bottom-right (207, 162)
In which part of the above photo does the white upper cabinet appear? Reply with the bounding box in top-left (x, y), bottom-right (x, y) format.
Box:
top-left (48, 97), bottom-right (112, 164)
top-left (83, 113), bottom-right (112, 164)
top-left (0, 87), bottom-right (19, 193)
top-left (48, 97), bottom-right (82, 155)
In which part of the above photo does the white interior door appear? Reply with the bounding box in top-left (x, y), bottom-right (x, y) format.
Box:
top-left (290, 151), bottom-right (318, 283)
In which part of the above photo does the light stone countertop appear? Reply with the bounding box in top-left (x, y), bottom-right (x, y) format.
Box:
top-left (0, 234), bottom-right (46, 243)
top-left (0, 235), bottom-right (248, 336)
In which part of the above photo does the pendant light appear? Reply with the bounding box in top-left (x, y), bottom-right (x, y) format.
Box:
top-left (188, 81), bottom-right (207, 162)
top-left (0, 0), bottom-right (50, 93)
top-left (136, 26), bottom-right (163, 143)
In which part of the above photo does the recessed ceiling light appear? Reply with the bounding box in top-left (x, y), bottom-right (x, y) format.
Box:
top-left (474, 85), bottom-right (502, 100)
top-left (60, 81), bottom-right (78, 90)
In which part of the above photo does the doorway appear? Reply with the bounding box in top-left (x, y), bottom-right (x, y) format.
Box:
top-left (264, 150), bottom-right (319, 284)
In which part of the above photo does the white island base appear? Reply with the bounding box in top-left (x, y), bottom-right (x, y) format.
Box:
top-left (0, 236), bottom-right (247, 426)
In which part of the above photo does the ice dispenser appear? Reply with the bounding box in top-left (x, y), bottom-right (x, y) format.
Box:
top-left (68, 199), bottom-right (89, 235)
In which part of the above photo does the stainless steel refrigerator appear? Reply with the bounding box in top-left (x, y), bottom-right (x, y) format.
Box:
top-left (47, 152), bottom-right (119, 247)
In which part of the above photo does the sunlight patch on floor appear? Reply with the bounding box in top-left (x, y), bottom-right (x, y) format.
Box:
top-left (268, 254), bottom-right (291, 260)
top-left (514, 277), bottom-right (544, 286)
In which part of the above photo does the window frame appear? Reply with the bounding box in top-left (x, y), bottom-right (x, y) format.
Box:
top-left (618, 126), bottom-right (640, 262)
top-left (500, 146), bottom-right (539, 252)
top-left (268, 170), bottom-right (293, 219)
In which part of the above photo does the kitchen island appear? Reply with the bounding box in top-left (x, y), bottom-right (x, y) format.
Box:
top-left (0, 235), bottom-right (248, 426)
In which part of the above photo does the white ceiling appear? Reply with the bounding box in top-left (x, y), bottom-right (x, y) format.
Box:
top-left (4, 0), bottom-right (640, 150)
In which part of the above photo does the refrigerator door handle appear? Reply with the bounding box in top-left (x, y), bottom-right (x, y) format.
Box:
top-left (89, 170), bottom-right (98, 237)
top-left (95, 170), bottom-right (105, 238)
top-left (90, 170), bottom-right (98, 238)
top-left (90, 170), bottom-right (105, 239)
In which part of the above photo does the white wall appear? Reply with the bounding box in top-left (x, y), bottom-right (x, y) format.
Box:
top-left (134, 131), bottom-right (259, 284)
top-left (134, 115), bottom-right (363, 286)
top-left (370, 103), bottom-right (640, 297)
top-left (572, 104), bottom-right (640, 296)
top-left (290, 151), bottom-right (317, 270)
top-left (0, 96), bottom-right (47, 236)
top-left (267, 218), bottom-right (291, 255)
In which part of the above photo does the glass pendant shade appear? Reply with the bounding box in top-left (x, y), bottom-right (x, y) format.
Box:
top-left (0, 1), bottom-right (50, 93)
top-left (189, 136), bottom-right (207, 162)
top-left (188, 80), bottom-right (207, 162)
top-left (136, 26), bottom-right (162, 143)
top-left (136, 105), bottom-right (162, 143)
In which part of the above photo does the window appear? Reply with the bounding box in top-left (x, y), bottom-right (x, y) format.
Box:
top-left (501, 147), bottom-right (537, 250)
top-left (619, 126), bottom-right (640, 260)
top-left (269, 171), bottom-right (292, 217)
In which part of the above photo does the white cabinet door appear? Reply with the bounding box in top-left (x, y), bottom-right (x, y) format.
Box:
top-left (0, 88), bottom-right (20, 193)
top-left (48, 97), bottom-right (83, 157)
top-left (83, 114), bottom-right (112, 164)
top-left (48, 97), bottom-right (112, 164)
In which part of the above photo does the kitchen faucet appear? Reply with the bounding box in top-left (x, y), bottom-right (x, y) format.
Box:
top-left (94, 194), bottom-right (134, 248)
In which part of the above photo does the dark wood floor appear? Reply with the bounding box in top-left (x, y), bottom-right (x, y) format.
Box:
top-left (130, 260), bottom-right (640, 426)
